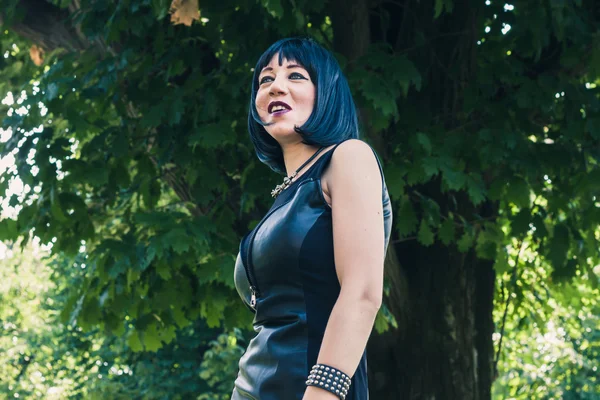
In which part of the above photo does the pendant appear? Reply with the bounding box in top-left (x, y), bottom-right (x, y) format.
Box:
top-left (271, 172), bottom-right (297, 198)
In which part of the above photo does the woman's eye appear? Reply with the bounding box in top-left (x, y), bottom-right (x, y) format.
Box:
top-left (259, 72), bottom-right (306, 85)
top-left (289, 72), bottom-right (306, 80)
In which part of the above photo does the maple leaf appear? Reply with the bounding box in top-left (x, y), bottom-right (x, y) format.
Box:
top-left (29, 44), bottom-right (44, 66)
top-left (169, 0), bottom-right (200, 27)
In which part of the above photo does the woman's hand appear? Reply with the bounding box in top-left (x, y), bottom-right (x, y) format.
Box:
top-left (302, 385), bottom-right (340, 400)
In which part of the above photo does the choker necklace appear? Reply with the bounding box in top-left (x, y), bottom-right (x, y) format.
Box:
top-left (271, 146), bottom-right (327, 198)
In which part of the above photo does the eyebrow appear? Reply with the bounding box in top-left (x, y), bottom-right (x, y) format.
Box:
top-left (260, 64), bottom-right (305, 74)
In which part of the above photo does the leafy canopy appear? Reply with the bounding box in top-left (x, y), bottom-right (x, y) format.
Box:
top-left (0, 0), bottom-right (598, 366)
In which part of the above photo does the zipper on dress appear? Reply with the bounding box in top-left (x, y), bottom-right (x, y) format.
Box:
top-left (242, 184), bottom-right (306, 309)
top-left (244, 222), bottom-right (262, 308)
top-left (250, 286), bottom-right (258, 307)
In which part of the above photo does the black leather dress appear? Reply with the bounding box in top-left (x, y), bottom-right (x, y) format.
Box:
top-left (232, 139), bottom-right (393, 400)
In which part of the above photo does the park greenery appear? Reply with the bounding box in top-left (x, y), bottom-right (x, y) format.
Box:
top-left (0, 239), bottom-right (245, 399)
top-left (0, 0), bottom-right (599, 399)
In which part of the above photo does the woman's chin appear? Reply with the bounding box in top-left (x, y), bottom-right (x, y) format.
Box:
top-left (266, 125), bottom-right (300, 140)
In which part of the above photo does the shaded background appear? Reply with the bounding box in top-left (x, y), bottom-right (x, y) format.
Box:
top-left (0, 0), bottom-right (599, 399)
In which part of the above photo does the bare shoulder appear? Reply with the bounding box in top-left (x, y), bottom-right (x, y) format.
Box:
top-left (330, 139), bottom-right (375, 165)
top-left (321, 139), bottom-right (381, 205)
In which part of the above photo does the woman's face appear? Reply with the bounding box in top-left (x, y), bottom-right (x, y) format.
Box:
top-left (255, 54), bottom-right (315, 141)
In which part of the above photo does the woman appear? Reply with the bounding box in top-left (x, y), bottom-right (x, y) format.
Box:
top-left (232, 37), bottom-right (393, 400)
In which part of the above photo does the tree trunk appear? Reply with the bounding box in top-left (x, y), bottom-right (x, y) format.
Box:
top-left (329, 0), bottom-right (370, 63)
top-left (367, 240), bottom-right (496, 400)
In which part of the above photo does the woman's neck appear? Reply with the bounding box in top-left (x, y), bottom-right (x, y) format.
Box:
top-left (281, 143), bottom-right (322, 177)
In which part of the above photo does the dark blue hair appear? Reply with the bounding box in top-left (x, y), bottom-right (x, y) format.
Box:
top-left (248, 37), bottom-right (360, 175)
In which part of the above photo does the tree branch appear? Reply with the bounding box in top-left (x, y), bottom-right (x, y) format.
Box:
top-left (493, 239), bottom-right (527, 380)
top-left (0, 0), bottom-right (88, 51)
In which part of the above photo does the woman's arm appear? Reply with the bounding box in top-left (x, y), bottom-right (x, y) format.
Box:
top-left (303, 139), bottom-right (385, 400)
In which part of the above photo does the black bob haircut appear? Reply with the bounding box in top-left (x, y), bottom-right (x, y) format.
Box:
top-left (248, 37), bottom-right (360, 175)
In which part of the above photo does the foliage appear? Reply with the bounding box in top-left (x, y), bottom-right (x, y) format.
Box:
top-left (492, 256), bottom-right (600, 399)
top-left (198, 329), bottom-right (246, 400)
top-left (0, 0), bottom-right (599, 397)
top-left (0, 239), bottom-right (244, 399)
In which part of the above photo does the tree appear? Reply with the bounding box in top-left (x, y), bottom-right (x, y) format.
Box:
top-left (492, 262), bottom-right (600, 400)
top-left (0, 0), bottom-right (599, 399)
top-left (0, 238), bottom-right (244, 399)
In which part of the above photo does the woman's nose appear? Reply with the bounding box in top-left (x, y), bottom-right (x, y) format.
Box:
top-left (269, 75), bottom-right (287, 96)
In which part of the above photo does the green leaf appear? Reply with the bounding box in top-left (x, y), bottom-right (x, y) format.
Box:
top-left (197, 257), bottom-right (220, 285)
top-left (200, 286), bottom-right (227, 328)
top-left (397, 196), bottom-right (418, 236)
top-left (434, 0), bottom-right (454, 18)
top-left (586, 117), bottom-right (600, 139)
top-left (488, 179), bottom-right (505, 201)
top-left (457, 228), bottom-right (475, 253)
top-left (531, 212), bottom-right (549, 239)
top-left (45, 82), bottom-right (59, 101)
top-left (50, 186), bottom-right (68, 222)
top-left (141, 103), bottom-right (165, 128)
top-left (188, 121), bottom-right (233, 149)
top-left (374, 308), bottom-right (390, 334)
top-left (171, 305), bottom-right (191, 328)
top-left (422, 197), bottom-right (441, 226)
top-left (441, 167), bottom-right (467, 191)
top-left (510, 208), bottom-right (531, 237)
top-left (438, 217), bottom-right (455, 245)
top-left (381, 303), bottom-right (397, 329)
top-left (155, 258), bottom-right (172, 280)
top-left (466, 174), bottom-right (485, 205)
top-left (421, 156), bottom-right (439, 179)
top-left (142, 323), bottom-right (164, 352)
top-left (110, 132), bottom-right (129, 157)
top-left (109, 257), bottom-right (131, 278)
top-left (140, 179), bottom-right (161, 209)
top-left (393, 56), bottom-right (422, 94)
top-left (359, 73), bottom-right (398, 117)
top-left (79, 297), bottom-right (101, 331)
top-left (383, 163), bottom-right (405, 199)
top-left (584, 262), bottom-right (599, 290)
top-left (127, 330), bottom-right (144, 352)
top-left (127, 267), bottom-right (141, 288)
top-left (0, 218), bottom-right (18, 240)
top-left (475, 225), bottom-right (499, 260)
top-left (140, 323), bottom-right (177, 352)
top-left (262, 0), bottom-right (284, 19)
top-left (86, 163), bottom-right (110, 187)
top-left (134, 210), bottom-right (183, 226)
top-left (161, 228), bottom-right (192, 255)
top-left (59, 290), bottom-right (82, 325)
top-left (548, 224), bottom-right (570, 271)
top-left (417, 219), bottom-right (435, 246)
top-left (151, 0), bottom-right (170, 19)
top-left (551, 258), bottom-right (577, 283)
top-left (213, 254), bottom-right (236, 289)
top-left (111, 159), bottom-right (131, 188)
top-left (575, 169), bottom-right (600, 194)
top-left (493, 248), bottom-right (510, 275)
top-left (104, 312), bottom-right (125, 336)
top-left (167, 94), bottom-right (185, 126)
top-left (139, 246), bottom-right (156, 271)
top-left (506, 177), bottom-right (531, 209)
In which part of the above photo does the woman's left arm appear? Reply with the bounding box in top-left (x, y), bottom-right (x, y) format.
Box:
top-left (303, 139), bottom-right (385, 400)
